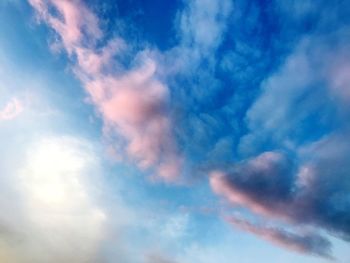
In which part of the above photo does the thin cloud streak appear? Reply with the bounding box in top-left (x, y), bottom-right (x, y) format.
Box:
top-left (226, 216), bottom-right (333, 259)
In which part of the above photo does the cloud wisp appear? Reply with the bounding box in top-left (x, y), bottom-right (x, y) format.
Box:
top-left (226, 216), bottom-right (333, 259)
top-left (0, 98), bottom-right (23, 121)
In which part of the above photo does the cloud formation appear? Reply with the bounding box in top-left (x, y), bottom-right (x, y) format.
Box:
top-left (210, 152), bottom-right (295, 219)
top-left (29, 0), bottom-right (182, 181)
top-left (25, 0), bottom-right (350, 259)
top-left (211, 139), bottom-right (350, 259)
top-left (206, 4), bottom-right (350, 255)
top-left (178, 0), bottom-right (233, 60)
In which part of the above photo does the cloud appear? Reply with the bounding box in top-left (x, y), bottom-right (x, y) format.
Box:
top-left (29, 0), bottom-right (101, 53)
top-left (84, 55), bottom-right (182, 181)
top-left (0, 136), bottom-right (106, 263)
top-left (210, 152), bottom-right (295, 219)
top-left (164, 0), bottom-right (233, 77)
top-left (178, 0), bottom-right (232, 54)
top-left (0, 98), bottom-right (23, 121)
top-left (206, 22), bottom-right (350, 254)
top-left (226, 216), bottom-right (333, 259)
top-left (29, 0), bottom-right (182, 181)
top-left (210, 139), bottom-right (350, 257)
top-left (26, 0), bottom-right (350, 259)
top-left (0, 115), bottom-right (188, 263)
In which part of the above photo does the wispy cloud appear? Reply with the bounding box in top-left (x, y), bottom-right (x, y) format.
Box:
top-left (0, 98), bottom-right (23, 121)
top-left (29, 0), bottom-right (182, 181)
top-left (226, 216), bottom-right (333, 259)
top-left (178, 0), bottom-right (232, 56)
top-left (29, 0), bottom-right (101, 53)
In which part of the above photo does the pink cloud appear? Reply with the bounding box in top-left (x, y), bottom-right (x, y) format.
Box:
top-left (29, 0), bottom-right (101, 53)
top-left (29, 0), bottom-right (182, 181)
top-left (210, 145), bottom-right (350, 253)
top-left (85, 59), bottom-right (182, 180)
top-left (209, 152), bottom-right (293, 220)
top-left (75, 39), bottom-right (126, 75)
top-left (210, 171), bottom-right (280, 218)
top-left (226, 216), bottom-right (333, 259)
top-left (0, 98), bottom-right (23, 121)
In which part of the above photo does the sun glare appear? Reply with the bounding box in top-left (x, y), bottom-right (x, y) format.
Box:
top-left (22, 138), bottom-right (87, 207)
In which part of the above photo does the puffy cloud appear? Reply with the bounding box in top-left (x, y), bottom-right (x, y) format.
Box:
top-left (0, 98), bottom-right (23, 121)
top-left (29, 0), bottom-right (182, 181)
top-left (210, 152), bottom-right (295, 219)
top-left (84, 56), bottom-right (182, 180)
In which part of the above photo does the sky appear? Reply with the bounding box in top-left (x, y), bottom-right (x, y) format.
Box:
top-left (0, 0), bottom-right (350, 262)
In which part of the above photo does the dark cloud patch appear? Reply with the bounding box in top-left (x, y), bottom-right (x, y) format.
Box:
top-left (295, 134), bottom-right (350, 238)
top-left (212, 151), bottom-right (295, 205)
top-left (211, 134), bottom-right (350, 255)
top-left (210, 152), bottom-right (297, 221)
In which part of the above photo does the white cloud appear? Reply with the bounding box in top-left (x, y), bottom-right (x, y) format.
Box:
top-left (179, 0), bottom-right (232, 52)
top-left (0, 136), bottom-right (106, 263)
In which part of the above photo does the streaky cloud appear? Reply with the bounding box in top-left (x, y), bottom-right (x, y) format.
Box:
top-left (226, 216), bottom-right (333, 259)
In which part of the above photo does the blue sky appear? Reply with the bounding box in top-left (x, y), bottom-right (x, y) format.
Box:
top-left (0, 0), bottom-right (350, 262)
